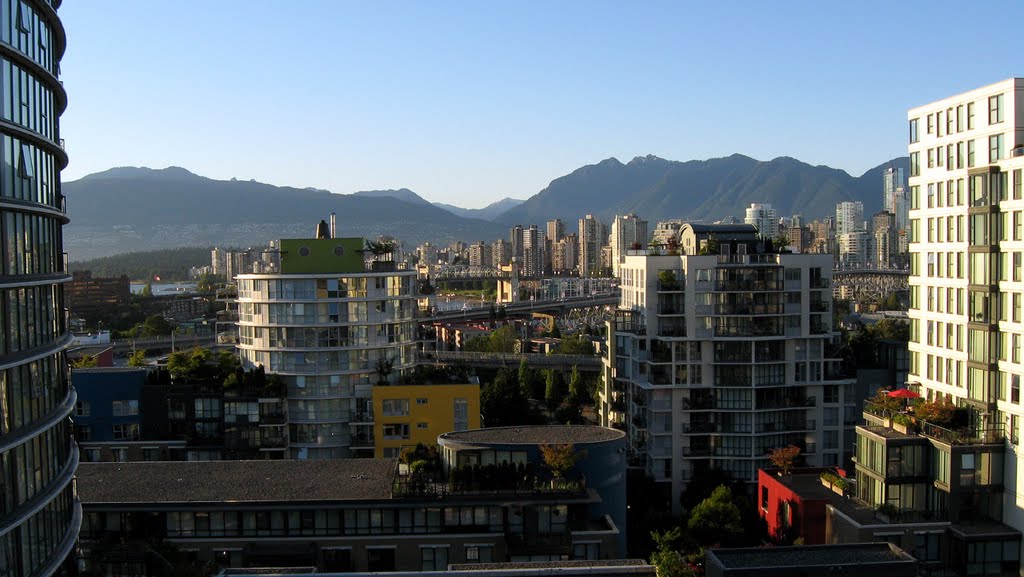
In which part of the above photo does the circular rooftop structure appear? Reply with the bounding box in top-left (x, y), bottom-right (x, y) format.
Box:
top-left (438, 425), bottom-right (625, 447)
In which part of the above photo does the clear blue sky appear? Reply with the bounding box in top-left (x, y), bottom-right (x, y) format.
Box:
top-left (59, 1), bottom-right (1024, 208)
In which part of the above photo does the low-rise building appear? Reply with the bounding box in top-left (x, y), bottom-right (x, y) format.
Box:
top-left (705, 542), bottom-right (916, 577)
top-left (372, 383), bottom-right (481, 458)
top-left (79, 426), bottom-right (627, 574)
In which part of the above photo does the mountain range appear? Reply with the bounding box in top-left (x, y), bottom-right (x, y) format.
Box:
top-left (64, 155), bottom-right (907, 261)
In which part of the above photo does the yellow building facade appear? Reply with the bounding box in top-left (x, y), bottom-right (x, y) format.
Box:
top-left (372, 384), bottom-right (481, 458)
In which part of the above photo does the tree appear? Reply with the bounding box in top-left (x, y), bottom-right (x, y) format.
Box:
top-left (558, 334), bottom-right (595, 356)
top-left (568, 365), bottom-right (586, 404)
top-left (375, 356), bottom-right (396, 385)
top-left (686, 485), bottom-right (743, 547)
top-left (868, 387), bottom-right (903, 413)
top-left (489, 324), bottom-right (520, 353)
top-left (539, 443), bottom-right (585, 481)
top-left (872, 318), bottom-right (910, 341)
top-left (70, 355), bottom-right (98, 369)
top-left (519, 359), bottom-right (533, 399)
top-left (914, 396), bottom-right (957, 426)
top-left (649, 527), bottom-right (696, 577)
top-left (481, 367), bottom-right (531, 426)
top-left (767, 445), bottom-right (801, 476)
top-left (545, 370), bottom-right (564, 411)
top-left (127, 349), bottom-right (148, 367)
top-left (141, 314), bottom-right (173, 337)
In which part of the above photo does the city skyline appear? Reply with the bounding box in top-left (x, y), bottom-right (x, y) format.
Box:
top-left (58, 1), bottom-right (1024, 208)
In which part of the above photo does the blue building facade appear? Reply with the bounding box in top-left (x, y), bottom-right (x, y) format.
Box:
top-left (72, 367), bottom-right (147, 445)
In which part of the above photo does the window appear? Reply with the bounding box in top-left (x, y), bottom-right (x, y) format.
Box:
top-left (927, 113), bottom-right (934, 134)
top-left (16, 2), bottom-right (30, 33)
top-left (946, 107), bottom-right (954, 134)
top-left (573, 542), bottom-right (601, 560)
top-left (143, 448), bottom-right (161, 461)
top-left (927, 148), bottom-right (934, 169)
top-left (968, 139), bottom-right (976, 167)
top-left (910, 152), bottom-right (920, 177)
top-left (113, 448), bottom-right (129, 463)
top-left (990, 133), bottom-right (1004, 163)
top-left (383, 424), bottom-right (409, 440)
top-left (909, 118), bottom-right (919, 143)
top-left (194, 398), bottom-right (221, 419)
top-left (382, 399), bottom-right (409, 417)
top-left (76, 401), bottom-right (91, 417)
top-left (936, 110), bottom-right (943, 137)
top-left (168, 399), bottom-right (186, 420)
top-left (824, 430), bottom-right (839, 450)
top-left (417, 422), bottom-right (428, 429)
top-left (957, 105), bottom-right (964, 132)
top-left (415, 398), bottom-right (428, 405)
top-left (112, 400), bottom-right (139, 417)
top-left (1012, 375), bottom-right (1020, 404)
top-left (967, 101), bottom-right (975, 129)
top-left (18, 144), bottom-right (32, 179)
top-left (421, 547), bottom-right (448, 571)
top-left (75, 425), bottom-right (91, 441)
top-left (761, 486), bottom-right (769, 511)
top-left (823, 385), bottom-right (839, 404)
top-left (113, 424), bottom-right (139, 440)
top-left (464, 545), bottom-right (492, 563)
top-left (824, 407), bottom-right (839, 426)
top-left (454, 398), bottom-right (469, 431)
top-left (989, 93), bottom-right (1004, 124)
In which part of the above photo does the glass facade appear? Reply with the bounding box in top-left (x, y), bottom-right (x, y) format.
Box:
top-left (236, 271), bottom-right (417, 458)
top-left (0, 1), bottom-right (79, 575)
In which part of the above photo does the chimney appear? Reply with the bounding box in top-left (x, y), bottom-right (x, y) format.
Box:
top-left (315, 219), bottom-right (329, 239)
top-left (330, 212), bottom-right (337, 238)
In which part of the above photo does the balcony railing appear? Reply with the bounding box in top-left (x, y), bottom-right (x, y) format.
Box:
top-left (919, 421), bottom-right (1005, 445)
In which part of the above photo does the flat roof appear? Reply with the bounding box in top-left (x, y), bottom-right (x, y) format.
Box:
top-left (708, 542), bottom-right (914, 569)
top-left (681, 223), bottom-right (758, 234)
top-left (77, 459), bottom-right (397, 505)
top-left (439, 425), bottom-right (624, 446)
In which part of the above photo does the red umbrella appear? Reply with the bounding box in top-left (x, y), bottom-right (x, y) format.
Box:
top-left (887, 389), bottom-right (921, 399)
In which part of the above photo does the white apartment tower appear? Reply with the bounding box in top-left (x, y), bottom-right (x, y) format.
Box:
top-left (523, 225), bottom-right (544, 277)
top-left (907, 78), bottom-right (1024, 548)
top-left (599, 223), bottom-right (851, 513)
top-left (743, 203), bottom-right (779, 239)
top-left (610, 213), bottom-right (649, 277)
top-left (235, 235), bottom-right (418, 459)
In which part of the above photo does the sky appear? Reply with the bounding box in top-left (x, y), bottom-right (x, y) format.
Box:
top-left (59, 1), bottom-right (1024, 209)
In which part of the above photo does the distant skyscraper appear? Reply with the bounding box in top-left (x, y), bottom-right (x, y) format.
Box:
top-left (0, 3), bottom-right (82, 575)
top-left (578, 214), bottom-right (607, 277)
top-left (651, 220), bottom-right (684, 249)
top-left (835, 201), bottom-right (864, 236)
top-left (491, 239), bottom-right (511, 269)
top-left (871, 211), bottom-right (896, 269)
top-left (509, 225), bottom-right (524, 271)
top-left (743, 203), bottom-right (779, 239)
top-left (523, 225), bottom-right (544, 277)
top-left (553, 234), bottom-right (578, 273)
top-left (545, 219), bottom-right (564, 274)
top-left (609, 213), bottom-right (649, 276)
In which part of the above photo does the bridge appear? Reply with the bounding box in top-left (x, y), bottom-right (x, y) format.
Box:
top-left (420, 350), bottom-right (602, 371)
top-left (109, 335), bottom-right (217, 354)
top-left (427, 294), bottom-right (619, 323)
top-left (832, 269), bottom-right (909, 302)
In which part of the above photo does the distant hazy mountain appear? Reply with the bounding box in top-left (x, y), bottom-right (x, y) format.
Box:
top-left (352, 188), bottom-right (433, 206)
top-left (497, 154), bottom-right (909, 231)
top-left (63, 167), bottom-right (496, 260)
top-left (63, 155), bottom-right (908, 260)
top-left (434, 197), bottom-right (525, 221)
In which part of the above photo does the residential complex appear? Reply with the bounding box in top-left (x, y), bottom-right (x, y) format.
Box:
top-left (0, 1), bottom-right (81, 575)
top-left (900, 77), bottom-right (1024, 560)
top-left (235, 235), bottom-right (418, 458)
top-left (78, 426), bottom-right (628, 574)
top-left (579, 214), bottom-right (608, 277)
top-left (599, 223), bottom-right (851, 512)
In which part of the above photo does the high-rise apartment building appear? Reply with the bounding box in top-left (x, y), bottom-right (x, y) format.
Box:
top-left (578, 214), bottom-right (607, 277)
top-left (546, 219), bottom-right (564, 275)
top-left (468, 241), bottom-right (491, 268)
top-left (609, 213), bottom-right (649, 277)
top-left (599, 223), bottom-right (850, 512)
top-left (491, 239), bottom-right (511, 269)
top-left (871, 211), bottom-right (897, 269)
top-left (905, 78), bottom-right (1024, 548)
top-left (0, 2), bottom-right (82, 574)
top-left (509, 225), bottom-right (524, 271)
top-left (743, 203), bottom-right (779, 239)
top-left (522, 225), bottom-right (543, 277)
top-left (552, 234), bottom-right (578, 274)
top-left (835, 201), bottom-right (864, 236)
top-left (236, 235), bottom-right (417, 459)
top-left (651, 220), bottom-right (684, 250)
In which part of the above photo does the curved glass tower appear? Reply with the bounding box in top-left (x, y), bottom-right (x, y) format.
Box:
top-left (0, 1), bottom-right (80, 575)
